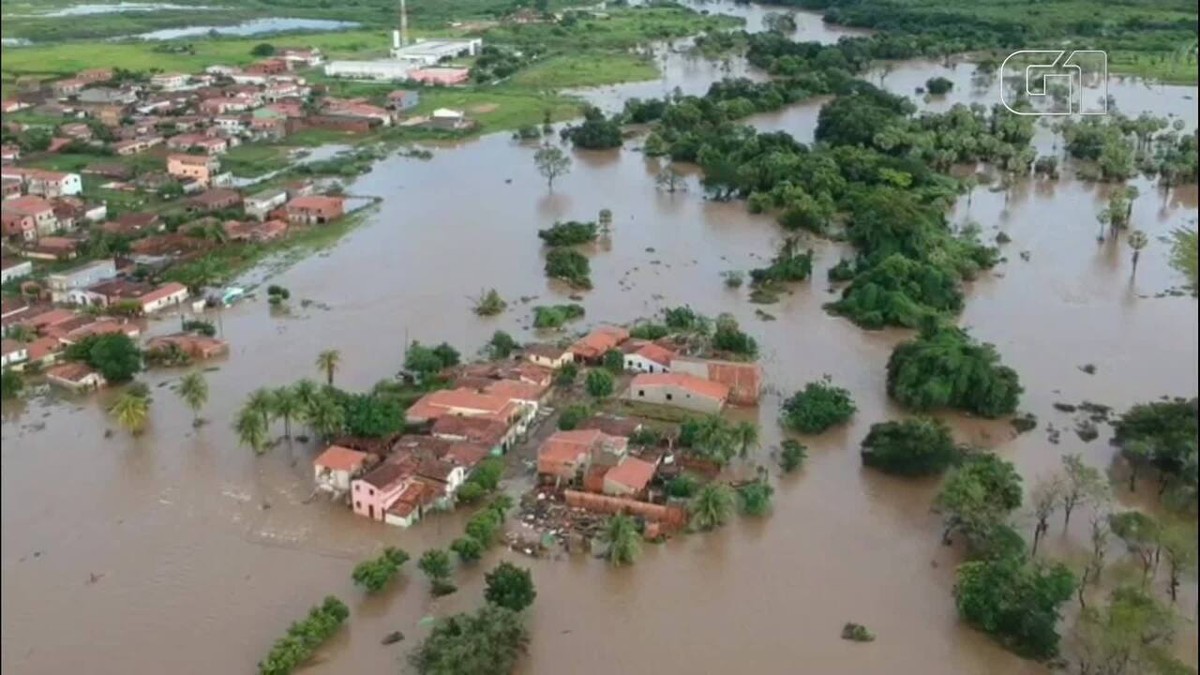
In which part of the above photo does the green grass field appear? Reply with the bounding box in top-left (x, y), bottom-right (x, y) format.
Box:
top-left (510, 53), bottom-right (659, 89)
top-left (0, 29), bottom-right (395, 77)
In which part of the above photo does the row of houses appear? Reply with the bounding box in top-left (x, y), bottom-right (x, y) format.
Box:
top-left (524, 325), bottom-right (763, 411)
top-left (2, 193), bottom-right (107, 243)
top-left (312, 357), bottom-right (561, 529)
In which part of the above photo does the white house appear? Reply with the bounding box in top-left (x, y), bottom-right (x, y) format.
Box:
top-left (313, 445), bottom-right (371, 495)
top-left (1, 339), bottom-right (28, 368)
top-left (1, 258), bottom-right (33, 284)
top-left (524, 344), bottom-right (572, 370)
top-left (623, 342), bottom-right (675, 374)
top-left (244, 189), bottom-right (288, 221)
top-left (139, 282), bottom-right (189, 314)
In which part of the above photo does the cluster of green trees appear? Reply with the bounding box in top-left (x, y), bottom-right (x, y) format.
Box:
top-left (1060, 114), bottom-right (1197, 185)
top-left (452, 493), bottom-right (512, 565)
top-left (678, 414), bottom-right (758, 466)
top-left (748, 237), bottom-right (814, 288)
top-left (488, 330), bottom-right (520, 360)
top-left (584, 368), bottom-right (615, 399)
top-left (1113, 397), bottom-right (1198, 505)
top-left (562, 106), bottom-right (623, 150)
top-left (232, 349), bottom-right (441, 453)
top-left (1, 369), bottom-right (23, 400)
top-left (456, 458), bottom-right (505, 505)
top-left (404, 341), bottom-right (461, 377)
top-left (537, 220), bottom-right (598, 246)
top-left (711, 313), bottom-right (758, 358)
top-left (474, 288), bottom-right (508, 317)
top-left (532, 303), bottom-right (585, 329)
top-left (886, 323), bottom-right (1022, 418)
top-left (258, 596), bottom-right (349, 675)
top-left (780, 376), bottom-right (857, 433)
top-left (629, 75), bottom-right (1017, 332)
top-left (860, 417), bottom-right (962, 476)
top-left (544, 248), bottom-right (592, 289)
top-left (65, 333), bottom-right (143, 383)
top-left (409, 605), bottom-right (530, 675)
top-left (351, 547), bottom-right (409, 594)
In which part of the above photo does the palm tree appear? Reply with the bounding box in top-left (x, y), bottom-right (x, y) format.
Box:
top-left (1128, 229), bottom-right (1149, 278)
top-left (291, 378), bottom-right (320, 434)
top-left (307, 392), bottom-right (346, 442)
top-left (602, 514), bottom-right (641, 566)
top-left (734, 421), bottom-right (758, 459)
top-left (315, 349), bottom-right (341, 387)
top-left (234, 407), bottom-right (268, 454)
top-left (689, 483), bottom-right (736, 532)
top-left (109, 390), bottom-right (150, 436)
top-left (245, 387), bottom-right (275, 432)
top-left (270, 386), bottom-right (302, 439)
top-left (176, 371), bottom-right (208, 426)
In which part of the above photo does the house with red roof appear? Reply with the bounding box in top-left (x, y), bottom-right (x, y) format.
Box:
top-left (523, 343), bottom-right (573, 370)
top-left (2, 195), bottom-right (59, 236)
top-left (313, 445), bottom-right (374, 494)
top-left (537, 429), bottom-right (629, 485)
top-left (625, 372), bottom-right (730, 414)
top-left (284, 195), bottom-right (344, 225)
top-left (622, 340), bottom-right (676, 374)
top-left (45, 362), bottom-right (106, 391)
top-left (671, 356), bottom-right (763, 406)
top-left (569, 325), bottom-right (630, 363)
top-left (602, 456), bottom-right (657, 498)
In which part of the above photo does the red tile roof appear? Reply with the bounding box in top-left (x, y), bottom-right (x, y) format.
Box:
top-left (629, 373), bottom-right (730, 401)
top-left (406, 387), bottom-right (517, 423)
top-left (314, 445), bottom-right (369, 472)
top-left (604, 457), bottom-right (657, 493)
top-left (632, 342), bottom-right (675, 368)
top-left (570, 326), bottom-right (629, 360)
top-left (45, 361), bottom-right (99, 383)
top-left (537, 429), bottom-right (599, 477)
top-left (430, 415), bottom-right (508, 446)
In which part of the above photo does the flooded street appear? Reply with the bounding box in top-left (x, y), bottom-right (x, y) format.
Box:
top-left (3, 5), bottom-right (1197, 675)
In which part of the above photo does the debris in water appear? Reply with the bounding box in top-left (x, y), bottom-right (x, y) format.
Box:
top-left (1078, 363), bottom-right (1097, 375)
top-left (381, 631), bottom-right (404, 645)
top-left (1053, 402), bottom-right (1078, 413)
top-left (1010, 413), bottom-right (1037, 434)
top-left (841, 623), bottom-right (875, 642)
top-left (1075, 420), bottom-right (1099, 443)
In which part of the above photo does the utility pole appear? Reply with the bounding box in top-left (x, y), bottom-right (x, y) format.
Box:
top-left (399, 0), bottom-right (409, 48)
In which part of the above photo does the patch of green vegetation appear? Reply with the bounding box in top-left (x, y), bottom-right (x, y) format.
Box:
top-left (167, 206), bottom-right (376, 289)
top-left (511, 53), bottom-right (659, 89)
top-left (783, 0), bottom-right (1197, 83)
top-left (0, 30), bottom-right (396, 76)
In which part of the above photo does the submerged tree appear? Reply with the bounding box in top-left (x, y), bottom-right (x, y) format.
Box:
top-left (473, 288), bottom-right (508, 316)
top-left (109, 389), bottom-right (151, 436)
top-left (271, 386), bottom-right (302, 440)
top-left (483, 562), bottom-right (537, 612)
top-left (176, 371), bottom-right (208, 426)
top-left (408, 605), bottom-right (529, 675)
top-left (534, 143), bottom-right (571, 193)
top-left (689, 483), bottom-right (736, 531)
top-left (315, 349), bottom-right (341, 387)
top-left (234, 406), bottom-right (268, 454)
top-left (1127, 229), bottom-right (1149, 278)
top-left (1029, 476), bottom-right (1063, 556)
top-left (602, 514), bottom-right (641, 566)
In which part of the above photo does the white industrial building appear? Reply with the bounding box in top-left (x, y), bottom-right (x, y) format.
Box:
top-left (324, 59), bottom-right (416, 81)
top-left (390, 36), bottom-right (482, 64)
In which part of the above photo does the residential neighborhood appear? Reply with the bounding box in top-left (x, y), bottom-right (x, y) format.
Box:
top-left (308, 322), bottom-right (762, 532)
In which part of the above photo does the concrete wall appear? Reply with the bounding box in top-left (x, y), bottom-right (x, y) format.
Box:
top-left (624, 382), bottom-right (723, 414)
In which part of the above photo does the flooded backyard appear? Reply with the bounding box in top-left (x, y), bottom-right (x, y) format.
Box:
top-left (2, 5), bottom-right (1198, 675)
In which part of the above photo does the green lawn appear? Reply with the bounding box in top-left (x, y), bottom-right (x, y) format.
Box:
top-left (510, 53), bottom-right (660, 89)
top-left (0, 29), bottom-right (396, 77)
top-left (411, 88), bottom-right (582, 134)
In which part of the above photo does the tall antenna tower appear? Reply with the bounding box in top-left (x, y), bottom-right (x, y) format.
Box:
top-left (399, 0), bottom-right (410, 48)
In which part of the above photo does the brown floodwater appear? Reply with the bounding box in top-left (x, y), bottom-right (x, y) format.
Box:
top-left (3, 6), bottom-right (1197, 675)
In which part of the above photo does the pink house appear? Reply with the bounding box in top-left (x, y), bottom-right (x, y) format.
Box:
top-left (352, 461), bottom-right (412, 521)
top-left (408, 67), bottom-right (471, 86)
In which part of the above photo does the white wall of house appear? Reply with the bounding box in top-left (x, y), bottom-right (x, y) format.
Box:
top-left (624, 354), bottom-right (669, 374)
top-left (625, 384), bottom-right (724, 414)
top-left (142, 288), bottom-right (189, 313)
top-left (1, 346), bottom-right (28, 367)
top-left (1, 260), bottom-right (32, 283)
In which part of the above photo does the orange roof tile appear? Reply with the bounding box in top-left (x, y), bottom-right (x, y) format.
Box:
top-left (314, 445), bottom-right (369, 472)
top-left (633, 342), bottom-right (675, 368)
top-left (604, 457), bottom-right (657, 493)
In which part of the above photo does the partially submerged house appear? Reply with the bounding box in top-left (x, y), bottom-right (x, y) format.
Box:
top-left (624, 372), bottom-right (730, 414)
top-left (313, 445), bottom-right (373, 496)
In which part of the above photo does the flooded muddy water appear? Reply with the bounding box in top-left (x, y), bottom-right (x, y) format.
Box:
top-left (3, 4), bottom-right (1197, 675)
